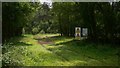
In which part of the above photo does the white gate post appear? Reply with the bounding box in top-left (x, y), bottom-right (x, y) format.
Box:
top-left (75, 27), bottom-right (81, 40)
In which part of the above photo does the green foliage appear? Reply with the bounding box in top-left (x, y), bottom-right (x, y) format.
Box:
top-left (32, 28), bottom-right (39, 35)
top-left (2, 2), bottom-right (40, 42)
top-left (24, 3), bottom-right (57, 34)
top-left (2, 2), bottom-right (120, 43)
top-left (52, 2), bottom-right (120, 42)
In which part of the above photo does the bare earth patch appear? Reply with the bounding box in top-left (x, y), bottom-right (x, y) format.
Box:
top-left (38, 41), bottom-right (54, 45)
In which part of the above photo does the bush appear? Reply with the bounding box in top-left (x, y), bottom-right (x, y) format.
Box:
top-left (32, 28), bottom-right (39, 35)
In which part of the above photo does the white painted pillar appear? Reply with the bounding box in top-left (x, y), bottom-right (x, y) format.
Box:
top-left (75, 27), bottom-right (81, 40)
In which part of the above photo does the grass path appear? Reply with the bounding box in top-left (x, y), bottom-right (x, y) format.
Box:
top-left (2, 34), bottom-right (119, 66)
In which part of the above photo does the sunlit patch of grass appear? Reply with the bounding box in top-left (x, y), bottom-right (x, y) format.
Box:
top-left (33, 34), bottom-right (60, 40)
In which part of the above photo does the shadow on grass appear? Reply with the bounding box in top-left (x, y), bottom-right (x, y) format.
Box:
top-left (45, 39), bottom-right (119, 66)
top-left (9, 42), bottom-right (32, 46)
top-left (3, 35), bottom-right (32, 46)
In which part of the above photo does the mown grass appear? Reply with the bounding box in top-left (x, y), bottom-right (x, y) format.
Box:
top-left (2, 34), bottom-right (120, 66)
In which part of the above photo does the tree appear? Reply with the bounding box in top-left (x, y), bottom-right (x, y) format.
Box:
top-left (2, 2), bottom-right (39, 43)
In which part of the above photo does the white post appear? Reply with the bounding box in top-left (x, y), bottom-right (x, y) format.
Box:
top-left (75, 27), bottom-right (81, 40)
top-left (82, 28), bottom-right (88, 39)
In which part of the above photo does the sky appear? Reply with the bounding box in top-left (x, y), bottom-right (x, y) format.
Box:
top-left (31, 0), bottom-right (52, 8)
top-left (39, 0), bottom-right (53, 8)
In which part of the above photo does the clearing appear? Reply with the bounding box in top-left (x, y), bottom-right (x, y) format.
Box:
top-left (2, 34), bottom-right (120, 66)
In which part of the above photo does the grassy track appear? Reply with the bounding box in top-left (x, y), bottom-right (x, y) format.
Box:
top-left (2, 34), bottom-right (119, 66)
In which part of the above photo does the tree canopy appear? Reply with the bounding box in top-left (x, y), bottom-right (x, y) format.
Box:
top-left (2, 2), bottom-right (120, 44)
